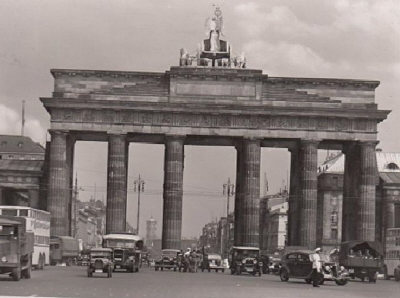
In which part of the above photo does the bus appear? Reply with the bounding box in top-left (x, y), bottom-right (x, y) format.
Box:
top-left (102, 233), bottom-right (143, 272)
top-left (0, 206), bottom-right (50, 269)
top-left (384, 228), bottom-right (400, 279)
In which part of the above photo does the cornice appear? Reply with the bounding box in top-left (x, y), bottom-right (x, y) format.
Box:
top-left (264, 76), bottom-right (380, 89)
top-left (50, 69), bottom-right (166, 80)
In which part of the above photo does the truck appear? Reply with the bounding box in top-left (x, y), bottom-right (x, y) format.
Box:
top-left (0, 206), bottom-right (50, 269)
top-left (0, 215), bottom-right (34, 281)
top-left (50, 236), bottom-right (79, 266)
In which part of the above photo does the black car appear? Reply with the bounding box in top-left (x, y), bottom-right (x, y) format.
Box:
top-left (155, 249), bottom-right (180, 271)
top-left (87, 248), bottom-right (113, 278)
top-left (280, 250), bottom-right (348, 286)
top-left (229, 246), bottom-right (262, 276)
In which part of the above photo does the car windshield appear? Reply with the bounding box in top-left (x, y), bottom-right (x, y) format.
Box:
top-left (91, 251), bottom-right (111, 258)
top-left (163, 250), bottom-right (178, 256)
top-left (235, 249), bottom-right (259, 259)
top-left (104, 239), bottom-right (136, 248)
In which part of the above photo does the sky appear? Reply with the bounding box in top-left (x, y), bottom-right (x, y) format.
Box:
top-left (0, 0), bottom-right (399, 238)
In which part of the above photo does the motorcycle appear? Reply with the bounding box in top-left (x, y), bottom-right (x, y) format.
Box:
top-left (321, 262), bottom-right (349, 286)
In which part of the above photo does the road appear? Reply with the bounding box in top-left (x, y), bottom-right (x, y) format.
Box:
top-left (0, 266), bottom-right (399, 298)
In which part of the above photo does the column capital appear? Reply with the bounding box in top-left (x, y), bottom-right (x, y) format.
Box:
top-left (49, 129), bottom-right (69, 136)
top-left (300, 139), bottom-right (320, 146)
top-left (164, 134), bottom-right (186, 142)
top-left (359, 140), bottom-right (379, 148)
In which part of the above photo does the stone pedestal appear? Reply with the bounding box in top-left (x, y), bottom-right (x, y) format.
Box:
top-left (288, 147), bottom-right (300, 246)
top-left (356, 141), bottom-right (377, 241)
top-left (299, 140), bottom-right (319, 248)
top-left (48, 130), bottom-right (72, 236)
top-left (234, 139), bottom-right (260, 247)
top-left (106, 134), bottom-right (128, 234)
top-left (162, 136), bottom-right (185, 249)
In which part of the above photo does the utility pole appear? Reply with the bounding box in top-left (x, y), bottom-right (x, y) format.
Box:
top-left (21, 100), bottom-right (25, 136)
top-left (134, 175), bottom-right (145, 235)
top-left (223, 178), bottom-right (234, 257)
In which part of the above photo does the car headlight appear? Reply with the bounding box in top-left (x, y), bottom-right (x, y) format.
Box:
top-left (253, 259), bottom-right (257, 264)
top-left (1, 256), bottom-right (6, 262)
top-left (242, 259), bottom-right (246, 264)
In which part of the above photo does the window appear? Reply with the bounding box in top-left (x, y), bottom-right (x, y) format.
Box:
top-left (331, 228), bottom-right (338, 240)
top-left (331, 211), bottom-right (338, 225)
top-left (19, 209), bottom-right (28, 217)
top-left (386, 163), bottom-right (400, 170)
top-left (2, 209), bottom-right (17, 216)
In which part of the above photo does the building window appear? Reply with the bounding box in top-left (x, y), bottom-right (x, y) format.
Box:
top-left (331, 211), bottom-right (338, 226)
top-left (387, 163), bottom-right (400, 170)
top-left (330, 197), bottom-right (337, 206)
top-left (331, 228), bottom-right (338, 240)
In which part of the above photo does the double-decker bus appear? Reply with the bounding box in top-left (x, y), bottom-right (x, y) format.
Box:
top-left (0, 206), bottom-right (50, 269)
top-left (384, 228), bottom-right (400, 279)
top-left (102, 233), bottom-right (143, 272)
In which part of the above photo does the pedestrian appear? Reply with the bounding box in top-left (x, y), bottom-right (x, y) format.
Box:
top-left (309, 247), bottom-right (323, 287)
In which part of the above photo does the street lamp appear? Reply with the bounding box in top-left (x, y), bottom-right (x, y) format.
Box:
top-left (133, 175), bottom-right (145, 235)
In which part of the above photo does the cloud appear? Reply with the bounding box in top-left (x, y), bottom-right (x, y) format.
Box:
top-left (0, 104), bottom-right (46, 144)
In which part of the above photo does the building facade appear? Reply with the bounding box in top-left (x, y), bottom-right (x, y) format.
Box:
top-left (0, 135), bottom-right (46, 209)
top-left (317, 151), bottom-right (400, 251)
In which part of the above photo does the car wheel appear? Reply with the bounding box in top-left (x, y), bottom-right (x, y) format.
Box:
top-left (12, 268), bottom-right (21, 281)
top-left (335, 279), bottom-right (347, 286)
top-left (216, 269), bottom-right (219, 273)
top-left (280, 269), bottom-right (289, 282)
top-left (222, 269), bottom-right (225, 273)
top-left (22, 267), bottom-right (31, 279)
top-left (87, 269), bottom-right (92, 278)
top-left (258, 270), bottom-right (261, 277)
top-left (319, 278), bottom-right (325, 285)
top-left (208, 268), bottom-right (211, 272)
top-left (161, 267), bottom-right (163, 271)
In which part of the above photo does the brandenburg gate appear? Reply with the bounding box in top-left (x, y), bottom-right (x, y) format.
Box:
top-left (40, 8), bottom-right (390, 249)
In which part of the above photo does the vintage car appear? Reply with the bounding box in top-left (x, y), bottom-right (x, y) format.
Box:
top-left (280, 250), bottom-right (349, 286)
top-left (229, 246), bottom-right (262, 276)
top-left (87, 248), bottom-right (113, 278)
top-left (155, 249), bottom-right (180, 271)
top-left (201, 253), bottom-right (225, 272)
top-left (339, 241), bottom-right (384, 283)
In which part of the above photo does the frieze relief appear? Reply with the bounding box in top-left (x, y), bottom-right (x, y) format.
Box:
top-left (51, 108), bottom-right (377, 133)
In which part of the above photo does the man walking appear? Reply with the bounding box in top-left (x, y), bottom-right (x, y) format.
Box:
top-left (309, 247), bottom-right (323, 287)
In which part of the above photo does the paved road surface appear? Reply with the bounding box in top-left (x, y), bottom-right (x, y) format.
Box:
top-left (0, 266), bottom-right (399, 298)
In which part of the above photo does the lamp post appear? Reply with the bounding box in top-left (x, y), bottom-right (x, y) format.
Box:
top-left (134, 175), bottom-right (145, 235)
top-left (223, 178), bottom-right (234, 257)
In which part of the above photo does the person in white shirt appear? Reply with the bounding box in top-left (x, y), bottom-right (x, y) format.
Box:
top-left (309, 247), bottom-right (323, 287)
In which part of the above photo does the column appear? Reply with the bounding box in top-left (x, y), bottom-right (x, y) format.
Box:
top-left (162, 135), bottom-right (184, 249)
top-left (234, 142), bottom-right (243, 246)
top-left (235, 138), bottom-right (261, 247)
top-left (288, 147), bottom-right (300, 246)
top-left (342, 142), bottom-right (359, 241)
top-left (47, 130), bottom-right (72, 236)
top-left (385, 197), bottom-right (396, 229)
top-left (356, 141), bottom-right (377, 241)
top-left (299, 140), bottom-right (319, 249)
top-left (28, 189), bottom-right (40, 209)
top-left (106, 134), bottom-right (128, 234)
top-left (0, 187), bottom-right (3, 205)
